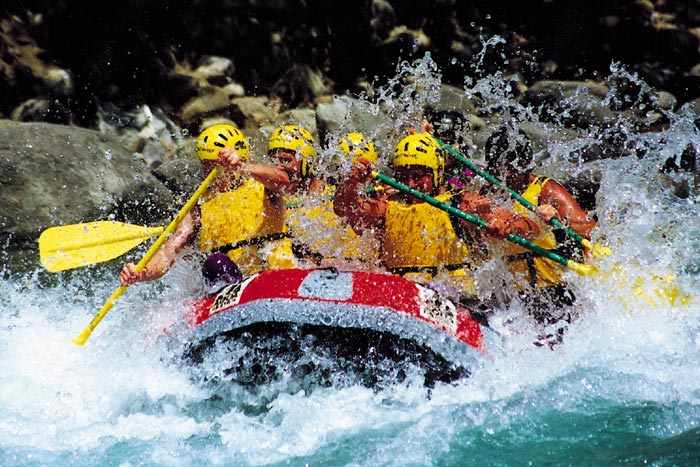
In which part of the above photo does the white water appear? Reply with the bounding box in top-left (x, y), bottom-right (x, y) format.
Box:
top-left (1, 246), bottom-right (698, 465)
top-left (1, 54), bottom-right (699, 466)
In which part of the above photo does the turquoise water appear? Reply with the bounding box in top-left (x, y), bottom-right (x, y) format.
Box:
top-left (1, 57), bottom-right (699, 466)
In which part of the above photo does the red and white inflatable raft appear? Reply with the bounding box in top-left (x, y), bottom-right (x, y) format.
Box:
top-left (176, 267), bottom-right (495, 386)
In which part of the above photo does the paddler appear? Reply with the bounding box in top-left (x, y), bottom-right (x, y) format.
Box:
top-left (422, 109), bottom-right (480, 191)
top-left (251, 127), bottom-right (382, 268)
top-left (119, 123), bottom-right (294, 289)
top-left (333, 132), bottom-right (541, 302)
top-left (284, 131), bottom-right (383, 268)
top-left (257, 124), bottom-right (330, 266)
top-left (475, 125), bottom-right (598, 337)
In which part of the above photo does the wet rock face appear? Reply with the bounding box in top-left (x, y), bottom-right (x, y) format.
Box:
top-left (1, 1), bottom-right (699, 125)
top-left (0, 120), bottom-right (179, 275)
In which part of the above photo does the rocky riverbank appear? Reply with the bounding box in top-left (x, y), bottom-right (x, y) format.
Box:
top-left (2, 1), bottom-right (699, 126)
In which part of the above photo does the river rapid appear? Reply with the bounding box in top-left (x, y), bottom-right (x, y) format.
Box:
top-left (1, 56), bottom-right (699, 466)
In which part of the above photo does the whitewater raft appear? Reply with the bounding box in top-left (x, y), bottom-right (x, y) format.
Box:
top-left (173, 267), bottom-right (495, 387)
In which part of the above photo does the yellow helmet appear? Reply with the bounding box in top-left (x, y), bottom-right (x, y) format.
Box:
top-left (196, 124), bottom-right (250, 161)
top-left (392, 133), bottom-right (444, 186)
top-left (268, 125), bottom-right (317, 177)
top-left (339, 132), bottom-right (378, 164)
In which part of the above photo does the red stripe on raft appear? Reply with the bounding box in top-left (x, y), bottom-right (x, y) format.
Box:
top-left (186, 268), bottom-right (483, 349)
top-left (238, 268), bottom-right (309, 301)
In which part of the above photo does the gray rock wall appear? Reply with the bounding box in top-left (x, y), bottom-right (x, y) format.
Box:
top-left (1, 1), bottom-right (699, 127)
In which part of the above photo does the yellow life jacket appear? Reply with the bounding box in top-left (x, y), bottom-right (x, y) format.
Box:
top-left (505, 176), bottom-right (562, 288)
top-left (199, 178), bottom-right (295, 276)
top-left (383, 193), bottom-right (474, 294)
top-left (286, 185), bottom-right (379, 266)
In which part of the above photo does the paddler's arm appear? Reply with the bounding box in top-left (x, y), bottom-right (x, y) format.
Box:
top-left (218, 148), bottom-right (290, 194)
top-left (333, 158), bottom-right (388, 234)
top-left (119, 209), bottom-right (200, 286)
top-left (538, 179), bottom-right (597, 239)
top-left (458, 192), bottom-right (540, 239)
top-left (408, 118), bottom-right (432, 135)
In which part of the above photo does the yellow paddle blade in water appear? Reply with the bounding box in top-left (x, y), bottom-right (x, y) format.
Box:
top-left (39, 221), bottom-right (164, 272)
top-left (579, 238), bottom-right (613, 258)
top-left (631, 274), bottom-right (692, 308)
top-left (599, 264), bottom-right (693, 311)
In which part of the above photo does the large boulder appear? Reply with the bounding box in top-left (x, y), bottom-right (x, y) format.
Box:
top-left (0, 120), bottom-right (177, 274)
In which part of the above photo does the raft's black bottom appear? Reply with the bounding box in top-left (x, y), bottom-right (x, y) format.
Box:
top-left (182, 322), bottom-right (470, 390)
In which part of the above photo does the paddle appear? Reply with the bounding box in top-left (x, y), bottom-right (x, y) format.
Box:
top-left (39, 221), bottom-right (164, 272)
top-left (71, 166), bottom-right (221, 346)
top-left (430, 135), bottom-right (612, 258)
top-left (373, 171), bottom-right (596, 277)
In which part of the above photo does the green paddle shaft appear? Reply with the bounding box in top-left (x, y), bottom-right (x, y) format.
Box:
top-left (373, 171), bottom-right (594, 276)
top-left (430, 135), bottom-right (605, 254)
top-left (72, 166), bottom-right (221, 346)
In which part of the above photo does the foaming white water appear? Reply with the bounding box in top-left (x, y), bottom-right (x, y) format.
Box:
top-left (0, 264), bottom-right (439, 465)
top-left (0, 273), bottom-right (208, 455)
top-left (1, 228), bottom-right (698, 465)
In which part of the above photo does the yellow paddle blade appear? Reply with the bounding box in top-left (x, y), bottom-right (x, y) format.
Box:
top-left (566, 260), bottom-right (598, 276)
top-left (580, 238), bottom-right (613, 258)
top-left (39, 221), bottom-right (164, 272)
top-left (599, 265), bottom-right (693, 312)
top-left (631, 274), bottom-right (693, 309)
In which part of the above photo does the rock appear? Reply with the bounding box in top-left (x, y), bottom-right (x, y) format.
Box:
top-left (179, 86), bottom-right (233, 127)
top-left (0, 120), bottom-right (175, 273)
top-left (1, 1), bottom-right (699, 125)
top-left (97, 104), bottom-right (188, 175)
top-left (230, 96), bottom-right (281, 130)
top-left (43, 66), bottom-right (73, 96)
top-left (316, 95), bottom-right (387, 144)
top-left (191, 56), bottom-right (235, 86)
top-left (270, 64), bottom-right (333, 108)
top-left (152, 149), bottom-right (205, 203)
top-left (222, 82), bottom-right (245, 98)
top-left (524, 80), bottom-right (610, 100)
top-left (656, 90), bottom-right (677, 110)
top-left (431, 83), bottom-right (479, 115)
top-left (520, 80), bottom-right (615, 129)
top-left (371, 0), bottom-right (396, 40)
top-left (11, 98), bottom-right (72, 124)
